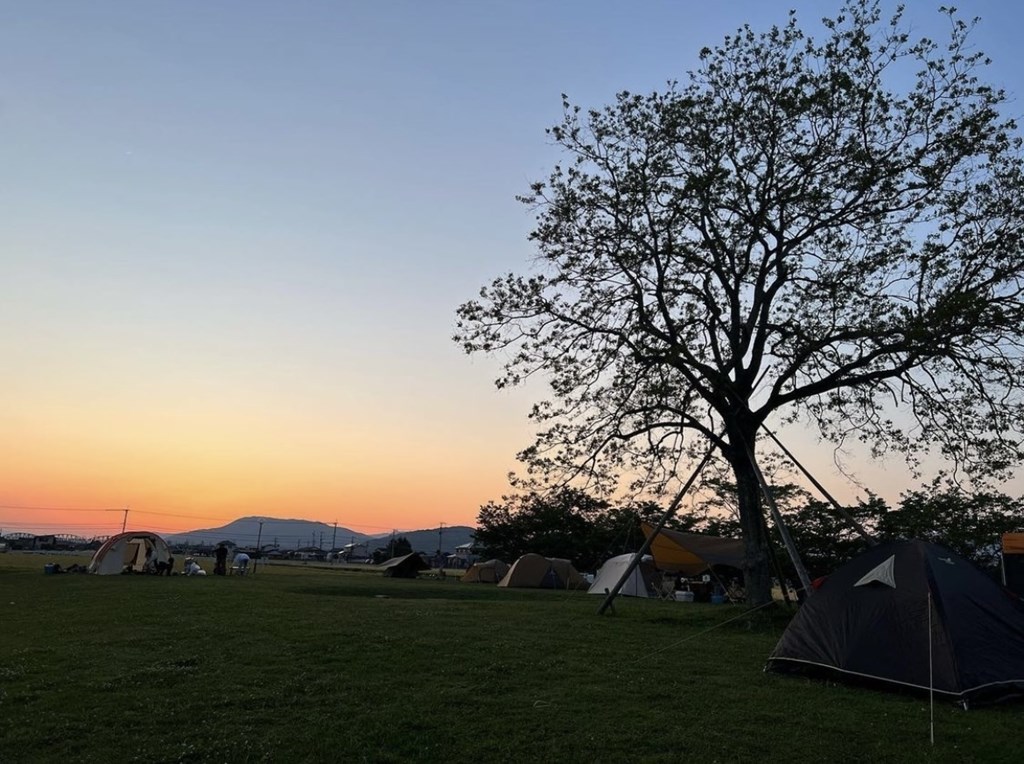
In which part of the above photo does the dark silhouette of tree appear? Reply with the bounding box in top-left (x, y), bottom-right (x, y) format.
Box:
top-left (474, 488), bottom-right (661, 572)
top-left (775, 496), bottom-right (887, 580)
top-left (456, 1), bottom-right (1024, 603)
top-left (878, 480), bottom-right (1023, 571)
top-left (373, 535), bottom-right (412, 564)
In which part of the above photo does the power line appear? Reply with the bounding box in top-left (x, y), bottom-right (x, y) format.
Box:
top-left (129, 510), bottom-right (236, 521)
top-left (0, 505), bottom-right (127, 512)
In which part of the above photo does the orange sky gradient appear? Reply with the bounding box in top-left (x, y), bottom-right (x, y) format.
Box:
top-left (4, 2), bottom-right (1023, 540)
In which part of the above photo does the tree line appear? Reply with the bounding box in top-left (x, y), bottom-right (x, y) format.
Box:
top-left (473, 481), bottom-right (1024, 579)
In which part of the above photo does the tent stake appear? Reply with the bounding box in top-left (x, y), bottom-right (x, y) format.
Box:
top-left (597, 440), bottom-right (717, 615)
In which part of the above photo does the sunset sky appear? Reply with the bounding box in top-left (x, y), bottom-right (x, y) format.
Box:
top-left (3, 1), bottom-right (1024, 539)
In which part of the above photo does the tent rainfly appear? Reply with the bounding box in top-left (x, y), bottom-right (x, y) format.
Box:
top-left (379, 552), bottom-right (430, 578)
top-left (497, 553), bottom-right (587, 590)
top-left (461, 559), bottom-right (510, 584)
top-left (588, 554), bottom-right (659, 597)
top-left (641, 523), bottom-right (745, 575)
top-left (88, 531), bottom-right (172, 575)
top-left (766, 539), bottom-right (1024, 707)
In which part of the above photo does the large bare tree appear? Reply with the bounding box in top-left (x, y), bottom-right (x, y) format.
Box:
top-left (455, 1), bottom-right (1024, 604)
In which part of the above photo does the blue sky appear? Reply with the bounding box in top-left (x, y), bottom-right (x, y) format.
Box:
top-left (2, 1), bottom-right (1023, 536)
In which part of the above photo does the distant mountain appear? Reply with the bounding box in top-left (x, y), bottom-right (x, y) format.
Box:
top-left (366, 526), bottom-right (477, 554)
top-left (164, 517), bottom-right (477, 554)
top-left (164, 516), bottom-right (372, 550)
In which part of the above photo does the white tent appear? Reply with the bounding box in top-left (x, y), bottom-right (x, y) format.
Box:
top-left (88, 531), bottom-right (172, 575)
top-left (587, 553), bottom-right (658, 597)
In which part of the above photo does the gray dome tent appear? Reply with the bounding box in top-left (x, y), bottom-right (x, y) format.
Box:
top-left (766, 539), bottom-right (1024, 707)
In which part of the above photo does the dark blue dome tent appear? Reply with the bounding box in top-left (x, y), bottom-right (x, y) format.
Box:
top-left (766, 539), bottom-right (1024, 707)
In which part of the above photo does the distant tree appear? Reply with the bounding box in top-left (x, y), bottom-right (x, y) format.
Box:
top-left (685, 477), bottom-right (884, 579)
top-left (878, 480), bottom-right (1023, 571)
top-left (690, 478), bottom-right (1021, 578)
top-left (373, 535), bottom-right (413, 564)
top-left (475, 487), bottom-right (647, 572)
top-left (456, 0), bottom-right (1024, 603)
top-left (775, 496), bottom-right (887, 579)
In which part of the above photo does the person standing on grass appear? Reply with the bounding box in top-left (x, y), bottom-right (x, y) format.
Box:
top-left (158, 553), bottom-right (174, 576)
top-left (233, 551), bottom-right (250, 576)
top-left (214, 543), bottom-right (228, 576)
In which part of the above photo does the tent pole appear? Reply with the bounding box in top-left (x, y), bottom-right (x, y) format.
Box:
top-left (928, 591), bottom-right (935, 745)
top-left (597, 439), bottom-right (717, 615)
top-left (760, 425), bottom-right (876, 544)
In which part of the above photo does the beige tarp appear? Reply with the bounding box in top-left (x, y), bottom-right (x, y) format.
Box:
top-left (641, 523), bottom-right (745, 574)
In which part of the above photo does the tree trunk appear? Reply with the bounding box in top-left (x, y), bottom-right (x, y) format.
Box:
top-left (731, 448), bottom-right (774, 606)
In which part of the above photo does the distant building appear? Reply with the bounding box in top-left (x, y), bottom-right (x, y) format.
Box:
top-left (450, 541), bottom-right (479, 568)
top-left (341, 542), bottom-right (370, 561)
top-left (294, 546), bottom-right (326, 561)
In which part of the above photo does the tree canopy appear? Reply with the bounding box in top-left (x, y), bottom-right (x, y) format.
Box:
top-left (474, 480), bottom-right (1023, 587)
top-left (456, 1), bottom-right (1024, 603)
top-left (473, 487), bottom-right (659, 572)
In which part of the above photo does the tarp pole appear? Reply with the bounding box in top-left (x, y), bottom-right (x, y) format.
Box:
top-left (760, 512), bottom-right (794, 606)
top-left (707, 565), bottom-right (734, 602)
top-left (760, 425), bottom-right (876, 544)
top-left (740, 439), bottom-right (815, 598)
top-left (597, 440), bottom-right (717, 615)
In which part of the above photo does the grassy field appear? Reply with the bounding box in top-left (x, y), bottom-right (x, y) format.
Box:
top-left (0, 552), bottom-right (1019, 763)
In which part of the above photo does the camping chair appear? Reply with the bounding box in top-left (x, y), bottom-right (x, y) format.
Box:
top-left (659, 576), bottom-right (677, 601)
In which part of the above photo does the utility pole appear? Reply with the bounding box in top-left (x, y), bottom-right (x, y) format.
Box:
top-left (319, 531), bottom-right (324, 550)
top-left (332, 521), bottom-right (337, 550)
top-left (105, 507), bottom-right (129, 535)
top-left (438, 522), bottom-right (444, 566)
top-left (253, 520), bottom-right (264, 575)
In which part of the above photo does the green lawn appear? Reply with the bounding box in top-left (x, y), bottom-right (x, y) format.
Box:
top-left (0, 552), bottom-right (1018, 763)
